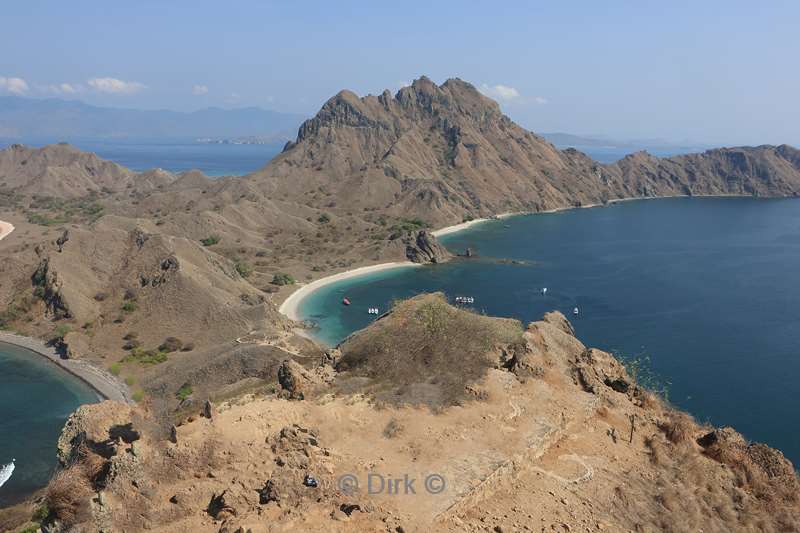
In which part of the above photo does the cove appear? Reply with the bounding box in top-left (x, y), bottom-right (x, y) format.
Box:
top-left (0, 342), bottom-right (99, 507)
top-left (297, 196), bottom-right (800, 466)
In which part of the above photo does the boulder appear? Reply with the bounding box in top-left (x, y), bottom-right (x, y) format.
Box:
top-left (404, 230), bottom-right (451, 264)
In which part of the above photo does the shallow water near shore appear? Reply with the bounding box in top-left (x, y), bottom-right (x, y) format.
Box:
top-left (298, 196), bottom-right (800, 466)
top-left (0, 342), bottom-right (98, 507)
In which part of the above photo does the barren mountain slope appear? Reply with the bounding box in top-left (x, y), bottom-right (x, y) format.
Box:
top-left (7, 299), bottom-right (796, 533)
top-left (0, 143), bottom-right (177, 198)
top-left (245, 77), bottom-right (800, 225)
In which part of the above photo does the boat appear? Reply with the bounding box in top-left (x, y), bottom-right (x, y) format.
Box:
top-left (0, 459), bottom-right (15, 489)
top-left (573, 307), bottom-right (580, 316)
top-left (542, 287), bottom-right (548, 295)
top-left (342, 298), bottom-right (351, 306)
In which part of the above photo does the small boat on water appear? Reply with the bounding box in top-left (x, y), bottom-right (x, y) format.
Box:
top-left (342, 298), bottom-right (351, 306)
top-left (367, 307), bottom-right (380, 315)
top-left (541, 287), bottom-right (548, 295)
top-left (573, 307), bottom-right (580, 316)
top-left (0, 459), bottom-right (15, 489)
top-left (455, 296), bottom-right (475, 304)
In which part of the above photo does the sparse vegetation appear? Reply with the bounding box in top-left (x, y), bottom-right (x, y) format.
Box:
top-left (159, 336), bottom-right (183, 353)
top-left (132, 389), bottom-right (145, 402)
top-left (176, 382), bottom-right (194, 401)
top-left (200, 235), bottom-right (221, 246)
top-left (235, 260), bottom-right (253, 278)
top-left (271, 272), bottom-right (296, 286)
top-left (123, 347), bottom-right (168, 365)
top-left (317, 213), bottom-right (331, 224)
top-left (121, 301), bottom-right (137, 313)
top-left (109, 363), bottom-right (121, 376)
top-left (338, 293), bottom-right (524, 407)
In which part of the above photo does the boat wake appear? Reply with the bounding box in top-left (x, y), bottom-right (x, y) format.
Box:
top-left (0, 459), bottom-right (15, 488)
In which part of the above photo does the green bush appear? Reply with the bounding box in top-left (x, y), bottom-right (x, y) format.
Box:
top-left (235, 260), bottom-right (253, 278)
top-left (200, 235), bottom-right (221, 246)
top-left (121, 301), bottom-right (137, 313)
top-left (132, 390), bottom-right (145, 402)
top-left (109, 363), bottom-right (121, 376)
top-left (176, 383), bottom-right (193, 401)
top-left (124, 376), bottom-right (136, 386)
top-left (271, 272), bottom-right (296, 286)
top-left (123, 347), bottom-right (168, 365)
top-left (317, 213), bottom-right (331, 224)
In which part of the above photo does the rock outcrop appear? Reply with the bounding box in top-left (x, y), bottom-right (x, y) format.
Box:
top-left (403, 230), bottom-right (451, 264)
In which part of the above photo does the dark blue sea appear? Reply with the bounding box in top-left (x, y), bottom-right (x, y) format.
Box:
top-left (0, 342), bottom-right (98, 507)
top-left (298, 197), bottom-right (800, 466)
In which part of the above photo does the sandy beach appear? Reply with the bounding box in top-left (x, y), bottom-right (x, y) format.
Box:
top-left (0, 220), bottom-right (15, 242)
top-left (0, 333), bottom-right (132, 404)
top-left (278, 194), bottom-right (756, 324)
top-left (278, 262), bottom-right (421, 320)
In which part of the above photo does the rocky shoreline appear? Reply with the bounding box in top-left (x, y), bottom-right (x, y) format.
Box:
top-left (0, 333), bottom-right (132, 404)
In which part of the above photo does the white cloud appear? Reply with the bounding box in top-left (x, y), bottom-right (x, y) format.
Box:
top-left (480, 83), bottom-right (521, 102)
top-left (0, 76), bottom-right (29, 95)
top-left (40, 83), bottom-right (81, 95)
top-left (192, 84), bottom-right (209, 95)
top-left (88, 77), bottom-right (146, 94)
top-left (479, 83), bottom-right (549, 105)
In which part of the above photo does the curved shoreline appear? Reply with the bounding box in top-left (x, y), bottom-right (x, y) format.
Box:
top-left (278, 194), bottom-right (761, 325)
top-left (0, 333), bottom-right (132, 404)
top-left (0, 220), bottom-right (131, 404)
top-left (279, 262), bottom-right (421, 321)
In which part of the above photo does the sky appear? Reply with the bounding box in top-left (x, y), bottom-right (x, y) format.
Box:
top-left (1, 1), bottom-right (798, 146)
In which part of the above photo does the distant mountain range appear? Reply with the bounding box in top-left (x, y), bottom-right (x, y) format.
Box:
top-left (0, 96), bottom-right (306, 142)
top-left (541, 132), bottom-right (707, 151)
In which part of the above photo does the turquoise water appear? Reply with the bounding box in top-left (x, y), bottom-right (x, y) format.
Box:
top-left (0, 342), bottom-right (98, 506)
top-left (298, 197), bottom-right (800, 465)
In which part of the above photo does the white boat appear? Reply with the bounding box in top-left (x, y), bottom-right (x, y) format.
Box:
top-left (573, 307), bottom-right (580, 316)
top-left (542, 287), bottom-right (547, 295)
top-left (0, 459), bottom-right (15, 488)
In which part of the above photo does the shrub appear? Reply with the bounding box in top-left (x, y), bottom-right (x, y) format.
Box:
top-left (109, 363), bottom-right (121, 376)
top-left (46, 468), bottom-right (91, 526)
top-left (93, 292), bottom-right (108, 302)
top-left (123, 347), bottom-right (168, 365)
top-left (122, 339), bottom-right (141, 350)
top-left (132, 390), bottom-right (145, 402)
top-left (271, 272), bottom-right (295, 286)
top-left (159, 337), bottom-right (183, 353)
top-left (49, 324), bottom-right (71, 343)
top-left (200, 235), bottom-right (221, 246)
top-left (121, 301), bottom-right (137, 313)
top-left (176, 383), bottom-right (193, 401)
top-left (124, 376), bottom-right (136, 386)
top-left (235, 260), bottom-right (253, 278)
top-left (317, 213), bottom-right (331, 224)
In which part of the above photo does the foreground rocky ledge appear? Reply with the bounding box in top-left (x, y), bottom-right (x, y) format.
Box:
top-left (3, 294), bottom-right (796, 533)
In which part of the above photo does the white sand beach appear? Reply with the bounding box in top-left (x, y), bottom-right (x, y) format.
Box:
top-left (0, 220), bottom-right (15, 241)
top-left (278, 262), bottom-right (420, 320)
top-left (431, 212), bottom-right (516, 237)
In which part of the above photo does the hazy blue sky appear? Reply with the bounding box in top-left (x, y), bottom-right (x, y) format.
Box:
top-left (1, 1), bottom-right (798, 145)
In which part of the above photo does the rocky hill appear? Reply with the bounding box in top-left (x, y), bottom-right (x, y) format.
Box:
top-left (246, 77), bottom-right (800, 225)
top-left (4, 300), bottom-right (797, 532)
top-left (0, 143), bottom-right (176, 198)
